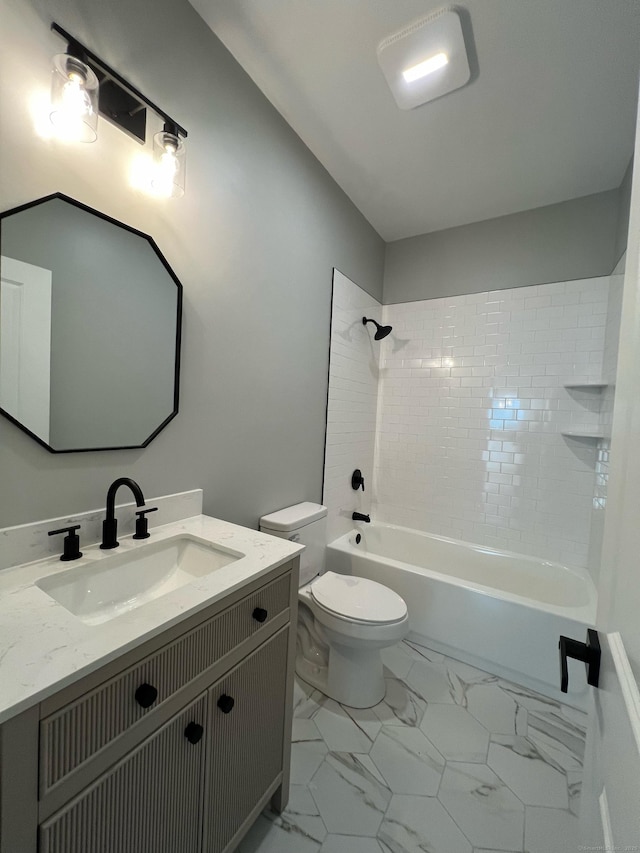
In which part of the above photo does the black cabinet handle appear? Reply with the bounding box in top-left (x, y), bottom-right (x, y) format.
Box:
top-left (558, 629), bottom-right (601, 693)
top-left (135, 683), bottom-right (158, 709)
top-left (252, 607), bottom-right (268, 623)
top-left (217, 694), bottom-right (235, 714)
top-left (184, 722), bottom-right (204, 744)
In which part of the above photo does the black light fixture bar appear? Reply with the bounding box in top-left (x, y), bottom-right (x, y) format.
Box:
top-left (51, 22), bottom-right (188, 141)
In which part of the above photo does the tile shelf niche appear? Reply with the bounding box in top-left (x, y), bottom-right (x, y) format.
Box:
top-left (563, 382), bottom-right (608, 390)
top-left (562, 381), bottom-right (610, 442)
top-left (561, 430), bottom-right (606, 440)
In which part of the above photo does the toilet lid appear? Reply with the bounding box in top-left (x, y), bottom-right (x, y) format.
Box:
top-left (310, 572), bottom-right (407, 623)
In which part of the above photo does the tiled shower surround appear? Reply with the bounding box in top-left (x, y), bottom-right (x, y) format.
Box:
top-left (324, 271), bottom-right (615, 569)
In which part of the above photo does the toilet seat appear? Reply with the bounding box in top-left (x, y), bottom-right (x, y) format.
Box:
top-left (310, 571), bottom-right (407, 624)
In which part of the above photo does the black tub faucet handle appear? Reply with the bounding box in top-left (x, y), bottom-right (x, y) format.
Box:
top-left (351, 469), bottom-right (365, 491)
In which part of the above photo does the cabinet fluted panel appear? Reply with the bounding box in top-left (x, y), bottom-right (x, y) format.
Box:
top-left (40, 574), bottom-right (290, 795)
top-left (39, 695), bottom-right (206, 853)
top-left (205, 629), bottom-right (289, 853)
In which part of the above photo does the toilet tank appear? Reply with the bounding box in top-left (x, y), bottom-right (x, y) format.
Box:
top-left (259, 502), bottom-right (327, 586)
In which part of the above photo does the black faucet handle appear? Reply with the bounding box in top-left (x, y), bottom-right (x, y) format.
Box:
top-left (133, 506), bottom-right (158, 540)
top-left (48, 525), bottom-right (83, 561)
top-left (351, 469), bottom-right (365, 491)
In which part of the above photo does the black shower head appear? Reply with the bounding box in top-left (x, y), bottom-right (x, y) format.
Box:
top-left (363, 316), bottom-right (393, 341)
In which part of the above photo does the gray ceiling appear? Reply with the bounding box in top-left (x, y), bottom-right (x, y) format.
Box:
top-left (189, 0), bottom-right (640, 241)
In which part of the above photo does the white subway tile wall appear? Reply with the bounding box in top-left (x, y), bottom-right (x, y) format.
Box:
top-left (373, 278), bottom-right (610, 568)
top-left (322, 270), bottom-right (381, 542)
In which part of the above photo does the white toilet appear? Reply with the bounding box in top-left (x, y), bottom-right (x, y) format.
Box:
top-left (259, 502), bottom-right (409, 708)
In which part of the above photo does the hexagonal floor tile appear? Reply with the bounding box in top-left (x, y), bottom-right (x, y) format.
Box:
top-left (420, 704), bottom-right (490, 763)
top-left (373, 676), bottom-right (427, 728)
top-left (310, 752), bottom-right (391, 836)
top-left (291, 719), bottom-right (328, 784)
top-left (524, 806), bottom-right (579, 853)
top-left (466, 683), bottom-right (528, 735)
top-left (320, 835), bottom-right (384, 853)
top-left (370, 725), bottom-right (445, 795)
top-left (314, 699), bottom-right (375, 753)
top-left (487, 736), bottom-right (568, 808)
top-left (378, 795), bottom-right (472, 853)
top-left (238, 785), bottom-right (325, 853)
top-left (438, 762), bottom-right (524, 851)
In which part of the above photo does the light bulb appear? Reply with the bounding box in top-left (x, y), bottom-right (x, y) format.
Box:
top-left (151, 127), bottom-right (186, 198)
top-left (50, 55), bottom-right (99, 142)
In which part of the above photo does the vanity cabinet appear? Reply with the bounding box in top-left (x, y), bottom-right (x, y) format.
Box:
top-left (0, 559), bottom-right (298, 853)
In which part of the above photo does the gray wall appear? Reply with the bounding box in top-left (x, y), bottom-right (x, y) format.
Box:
top-left (383, 190), bottom-right (621, 304)
top-left (615, 158), bottom-right (634, 263)
top-left (0, 0), bottom-right (384, 527)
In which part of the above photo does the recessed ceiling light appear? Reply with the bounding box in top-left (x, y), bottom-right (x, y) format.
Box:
top-left (377, 7), bottom-right (470, 110)
top-left (402, 52), bottom-right (449, 83)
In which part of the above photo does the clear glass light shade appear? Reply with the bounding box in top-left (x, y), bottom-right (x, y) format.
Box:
top-left (152, 130), bottom-right (186, 198)
top-left (50, 54), bottom-right (99, 142)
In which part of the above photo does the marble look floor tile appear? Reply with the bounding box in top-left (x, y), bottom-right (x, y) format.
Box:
top-left (566, 772), bottom-right (582, 817)
top-left (466, 685), bottom-right (528, 736)
top-left (349, 753), bottom-right (389, 786)
top-left (487, 737), bottom-right (568, 808)
top-left (314, 699), bottom-right (375, 753)
top-left (294, 676), bottom-right (327, 720)
top-left (341, 703), bottom-right (384, 742)
top-left (373, 676), bottom-right (427, 728)
top-left (524, 806), bottom-right (579, 853)
top-left (421, 704), bottom-right (490, 763)
top-left (370, 725), bottom-right (445, 795)
top-left (406, 660), bottom-right (458, 704)
top-left (526, 713), bottom-right (586, 767)
top-left (438, 762), bottom-right (524, 851)
top-left (310, 752), bottom-right (391, 836)
top-left (525, 727), bottom-right (583, 775)
top-left (291, 719), bottom-right (329, 784)
top-left (381, 643), bottom-right (423, 679)
top-left (378, 795), bottom-right (472, 853)
top-left (320, 834), bottom-right (384, 852)
top-left (403, 639), bottom-right (445, 663)
top-left (238, 785), bottom-right (325, 853)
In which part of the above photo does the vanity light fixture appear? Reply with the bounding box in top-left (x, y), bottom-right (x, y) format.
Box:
top-left (50, 48), bottom-right (99, 142)
top-left (152, 123), bottom-right (186, 198)
top-left (377, 7), bottom-right (470, 110)
top-left (49, 23), bottom-right (188, 196)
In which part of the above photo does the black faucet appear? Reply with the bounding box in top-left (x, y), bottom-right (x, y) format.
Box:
top-left (352, 511), bottom-right (371, 523)
top-left (100, 478), bottom-right (146, 549)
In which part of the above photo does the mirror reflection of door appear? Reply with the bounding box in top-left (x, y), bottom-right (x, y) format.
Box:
top-left (0, 256), bottom-right (52, 444)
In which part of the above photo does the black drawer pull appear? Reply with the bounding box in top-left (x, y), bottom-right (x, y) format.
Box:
top-left (135, 683), bottom-right (158, 709)
top-left (252, 607), bottom-right (268, 623)
top-left (184, 722), bottom-right (204, 744)
top-left (217, 694), bottom-right (235, 714)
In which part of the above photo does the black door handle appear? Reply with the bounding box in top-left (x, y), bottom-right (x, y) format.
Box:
top-left (252, 607), bottom-right (268, 623)
top-left (559, 629), bottom-right (601, 693)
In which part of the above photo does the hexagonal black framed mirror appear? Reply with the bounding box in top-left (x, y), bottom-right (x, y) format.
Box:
top-left (0, 193), bottom-right (182, 452)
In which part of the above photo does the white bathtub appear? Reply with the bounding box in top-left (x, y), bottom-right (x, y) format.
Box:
top-left (326, 524), bottom-right (597, 709)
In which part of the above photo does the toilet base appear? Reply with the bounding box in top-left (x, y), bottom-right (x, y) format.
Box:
top-left (295, 641), bottom-right (386, 709)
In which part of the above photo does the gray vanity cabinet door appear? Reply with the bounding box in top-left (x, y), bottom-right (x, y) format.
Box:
top-left (203, 628), bottom-right (289, 853)
top-left (39, 694), bottom-right (207, 853)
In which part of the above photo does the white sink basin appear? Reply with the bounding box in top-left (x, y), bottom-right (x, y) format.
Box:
top-left (36, 535), bottom-right (244, 625)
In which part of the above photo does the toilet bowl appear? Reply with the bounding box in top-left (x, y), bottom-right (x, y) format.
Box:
top-left (259, 503), bottom-right (409, 708)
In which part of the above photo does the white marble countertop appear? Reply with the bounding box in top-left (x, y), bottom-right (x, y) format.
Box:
top-left (0, 514), bottom-right (302, 725)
